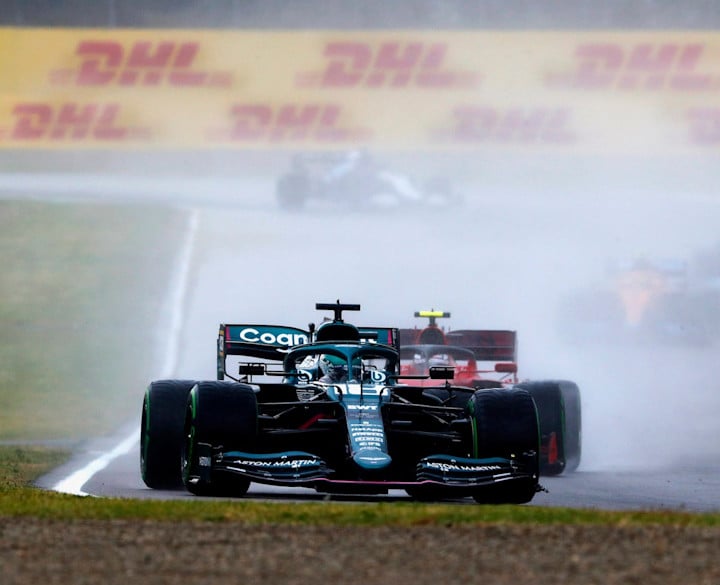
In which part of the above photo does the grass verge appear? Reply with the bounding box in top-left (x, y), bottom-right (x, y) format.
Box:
top-left (0, 200), bottom-right (186, 440)
top-left (2, 446), bottom-right (719, 526)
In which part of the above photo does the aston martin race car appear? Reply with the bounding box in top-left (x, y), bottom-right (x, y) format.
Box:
top-left (399, 311), bottom-right (582, 476)
top-left (275, 151), bottom-right (462, 211)
top-left (141, 302), bottom-right (541, 503)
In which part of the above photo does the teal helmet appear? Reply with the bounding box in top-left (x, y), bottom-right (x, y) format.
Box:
top-left (320, 354), bottom-right (347, 378)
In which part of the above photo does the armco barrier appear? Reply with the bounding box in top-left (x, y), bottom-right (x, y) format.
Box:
top-left (0, 28), bottom-right (718, 152)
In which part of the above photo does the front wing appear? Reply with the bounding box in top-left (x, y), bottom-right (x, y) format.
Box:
top-left (191, 444), bottom-right (536, 493)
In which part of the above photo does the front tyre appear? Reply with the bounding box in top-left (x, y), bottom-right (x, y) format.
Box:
top-left (140, 380), bottom-right (196, 489)
top-left (468, 388), bottom-right (540, 504)
top-left (182, 381), bottom-right (258, 497)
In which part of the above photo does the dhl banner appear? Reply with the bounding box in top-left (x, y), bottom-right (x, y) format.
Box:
top-left (0, 28), bottom-right (719, 152)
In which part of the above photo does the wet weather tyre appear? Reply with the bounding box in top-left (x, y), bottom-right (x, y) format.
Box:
top-left (560, 382), bottom-right (582, 472)
top-left (468, 388), bottom-right (540, 504)
top-left (140, 380), bottom-right (196, 489)
top-left (517, 380), bottom-right (582, 475)
top-left (182, 381), bottom-right (258, 497)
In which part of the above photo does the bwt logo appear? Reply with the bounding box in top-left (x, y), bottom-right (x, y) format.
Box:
top-left (687, 108), bottom-right (720, 145)
top-left (547, 43), bottom-right (720, 91)
top-left (2, 103), bottom-right (150, 141)
top-left (49, 40), bottom-right (233, 87)
top-left (296, 41), bottom-right (481, 89)
top-left (209, 103), bottom-right (372, 143)
top-left (441, 107), bottom-right (577, 144)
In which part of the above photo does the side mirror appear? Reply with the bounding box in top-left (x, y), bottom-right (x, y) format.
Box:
top-left (239, 363), bottom-right (266, 376)
top-left (494, 362), bottom-right (518, 374)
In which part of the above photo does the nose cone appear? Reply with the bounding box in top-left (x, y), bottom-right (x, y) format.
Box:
top-left (352, 449), bottom-right (392, 471)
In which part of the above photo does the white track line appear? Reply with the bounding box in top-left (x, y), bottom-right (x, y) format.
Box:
top-left (52, 208), bottom-right (199, 496)
top-left (51, 430), bottom-right (140, 496)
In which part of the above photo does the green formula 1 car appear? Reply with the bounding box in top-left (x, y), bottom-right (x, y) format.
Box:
top-left (141, 302), bottom-right (541, 503)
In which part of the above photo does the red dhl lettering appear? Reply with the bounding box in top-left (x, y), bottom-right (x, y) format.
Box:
top-left (49, 40), bottom-right (232, 88)
top-left (7, 103), bottom-right (150, 141)
top-left (442, 107), bottom-right (576, 143)
top-left (547, 43), bottom-right (717, 90)
top-left (296, 41), bottom-right (480, 89)
top-left (210, 103), bottom-right (372, 142)
top-left (687, 108), bottom-right (720, 144)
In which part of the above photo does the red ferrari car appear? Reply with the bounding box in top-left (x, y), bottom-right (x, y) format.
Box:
top-left (399, 311), bottom-right (518, 389)
top-left (399, 311), bottom-right (581, 476)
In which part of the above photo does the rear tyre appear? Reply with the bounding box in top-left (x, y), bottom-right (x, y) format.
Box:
top-left (560, 382), bottom-right (582, 473)
top-left (140, 380), bottom-right (196, 489)
top-left (467, 388), bottom-right (540, 504)
top-left (517, 380), bottom-right (582, 475)
top-left (182, 381), bottom-right (258, 497)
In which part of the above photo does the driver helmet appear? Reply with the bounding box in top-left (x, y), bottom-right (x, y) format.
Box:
top-left (428, 354), bottom-right (450, 368)
top-left (320, 354), bottom-right (348, 381)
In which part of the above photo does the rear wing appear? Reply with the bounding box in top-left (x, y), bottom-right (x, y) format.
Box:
top-left (217, 323), bottom-right (400, 379)
top-left (444, 330), bottom-right (517, 362)
top-left (221, 324), bottom-right (310, 354)
top-left (400, 327), bottom-right (517, 362)
top-left (218, 324), bottom-right (309, 379)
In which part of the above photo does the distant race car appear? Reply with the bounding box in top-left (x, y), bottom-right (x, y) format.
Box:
top-left (399, 311), bottom-right (582, 476)
top-left (275, 151), bottom-right (463, 211)
top-left (141, 302), bottom-right (541, 503)
top-left (558, 258), bottom-right (720, 346)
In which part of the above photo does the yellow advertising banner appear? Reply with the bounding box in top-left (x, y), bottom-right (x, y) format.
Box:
top-left (0, 28), bottom-right (719, 152)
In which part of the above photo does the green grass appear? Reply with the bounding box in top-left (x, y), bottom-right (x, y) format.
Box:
top-left (0, 200), bottom-right (186, 440)
top-left (0, 445), bottom-right (71, 488)
top-left (1, 445), bottom-right (719, 526)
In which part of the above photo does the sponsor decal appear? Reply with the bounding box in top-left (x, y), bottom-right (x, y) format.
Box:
top-left (49, 40), bottom-right (233, 87)
top-left (687, 108), bottom-right (720, 144)
top-left (209, 103), bottom-right (372, 143)
top-left (426, 461), bottom-right (503, 473)
top-left (349, 422), bottom-right (386, 449)
top-left (439, 106), bottom-right (576, 143)
top-left (236, 327), bottom-right (308, 346)
top-left (295, 388), bottom-right (316, 401)
top-left (296, 41), bottom-right (481, 89)
top-left (231, 457), bottom-right (317, 469)
top-left (0, 102), bottom-right (150, 142)
top-left (546, 43), bottom-right (719, 91)
top-left (367, 370), bottom-right (386, 384)
top-left (356, 455), bottom-right (389, 463)
top-left (346, 404), bottom-right (379, 411)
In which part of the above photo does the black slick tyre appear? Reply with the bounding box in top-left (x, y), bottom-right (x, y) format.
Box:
top-left (560, 382), bottom-right (582, 473)
top-left (467, 388), bottom-right (540, 504)
top-left (140, 379), bottom-right (196, 489)
top-left (517, 380), bottom-right (582, 475)
top-left (182, 381), bottom-right (258, 497)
